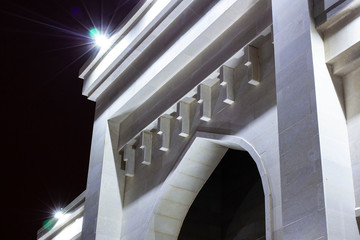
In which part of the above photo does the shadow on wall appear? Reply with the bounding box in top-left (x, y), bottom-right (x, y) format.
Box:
top-left (178, 149), bottom-right (265, 240)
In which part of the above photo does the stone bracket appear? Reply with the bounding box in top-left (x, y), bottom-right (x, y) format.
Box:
top-left (220, 65), bottom-right (235, 104)
top-left (140, 131), bottom-right (153, 165)
top-left (124, 140), bottom-right (136, 177)
top-left (179, 97), bottom-right (197, 137)
top-left (158, 114), bottom-right (175, 151)
top-left (200, 78), bottom-right (220, 121)
top-left (244, 45), bottom-right (260, 85)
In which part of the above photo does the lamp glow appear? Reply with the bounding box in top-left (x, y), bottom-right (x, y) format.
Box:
top-left (54, 211), bottom-right (64, 219)
top-left (95, 35), bottom-right (109, 47)
top-left (89, 28), bottom-right (109, 48)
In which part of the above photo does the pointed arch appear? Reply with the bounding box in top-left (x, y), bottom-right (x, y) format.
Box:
top-left (146, 131), bottom-right (273, 240)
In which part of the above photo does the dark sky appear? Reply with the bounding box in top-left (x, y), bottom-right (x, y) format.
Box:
top-left (1, 0), bottom-right (139, 239)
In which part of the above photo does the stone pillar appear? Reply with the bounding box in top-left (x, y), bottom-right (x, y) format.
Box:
top-left (344, 70), bottom-right (360, 210)
top-left (272, 0), bottom-right (359, 239)
top-left (81, 111), bottom-right (124, 240)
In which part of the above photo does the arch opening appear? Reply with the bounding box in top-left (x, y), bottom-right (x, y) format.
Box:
top-left (178, 149), bottom-right (265, 240)
top-left (146, 134), bottom-right (272, 240)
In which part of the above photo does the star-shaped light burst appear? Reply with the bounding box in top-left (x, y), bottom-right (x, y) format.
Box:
top-left (54, 210), bottom-right (64, 219)
top-left (89, 28), bottom-right (110, 49)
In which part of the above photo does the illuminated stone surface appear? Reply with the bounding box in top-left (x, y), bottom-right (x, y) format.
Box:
top-left (38, 0), bottom-right (360, 239)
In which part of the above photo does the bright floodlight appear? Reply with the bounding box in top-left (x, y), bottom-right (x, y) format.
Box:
top-left (95, 35), bottom-right (109, 47)
top-left (89, 28), bottom-right (109, 48)
top-left (54, 211), bottom-right (64, 219)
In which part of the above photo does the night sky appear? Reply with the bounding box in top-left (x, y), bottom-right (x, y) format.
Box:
top-left (1, 0), bottom-right (139, 239)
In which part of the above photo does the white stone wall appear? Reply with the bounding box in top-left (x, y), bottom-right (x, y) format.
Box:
top-left (78, 0), bottom-right (360, 239)
top-left (119, 36), bottom-right (280, 239)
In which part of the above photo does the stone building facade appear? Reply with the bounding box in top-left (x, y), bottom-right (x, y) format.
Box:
top-left (38, 0), bottom-right (360, 239)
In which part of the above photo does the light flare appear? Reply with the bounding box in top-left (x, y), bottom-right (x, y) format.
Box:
top-left (54, 210), bottom-right (64, 219)
top-left (89, 28), bottom-right (110, 49)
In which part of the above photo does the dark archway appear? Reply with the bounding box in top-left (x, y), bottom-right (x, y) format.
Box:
top-left (178, 149), bottom-right (265, 240)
